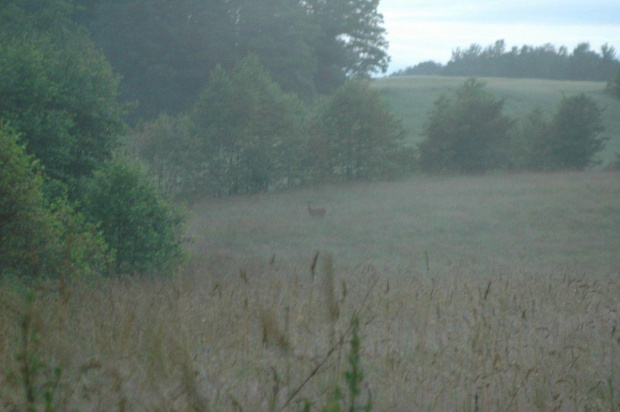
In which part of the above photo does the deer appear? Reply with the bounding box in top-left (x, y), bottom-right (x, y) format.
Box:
top-left (307, 201), bottom-right (327, 218)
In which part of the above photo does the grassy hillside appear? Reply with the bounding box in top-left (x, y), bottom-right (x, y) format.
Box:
top-left (2, 172), bottom-right (619, 410)
top-left (373, 75), bottom-right (620, 165)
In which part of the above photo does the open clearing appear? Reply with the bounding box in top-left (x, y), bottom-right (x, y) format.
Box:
top-left (2, 172), bottom-right (619, 411)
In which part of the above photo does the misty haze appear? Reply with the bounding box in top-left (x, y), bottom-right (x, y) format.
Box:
top-left (1, 1), bottom-right (619, 411)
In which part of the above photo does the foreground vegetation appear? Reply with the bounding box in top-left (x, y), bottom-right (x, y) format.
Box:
top-left (2, 172), bottom-right (619, 410)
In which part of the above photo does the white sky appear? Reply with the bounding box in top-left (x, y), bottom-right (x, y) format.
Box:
top-left (377, 0), bottom-right (620, 73)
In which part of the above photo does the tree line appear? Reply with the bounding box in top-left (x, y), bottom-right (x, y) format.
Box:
top-left (73, 0), bottom-right (390, 123)
top-left (0, 1), bottom-right (611, 281)
top-left (0, 0), bottom-right (399, 279)
top-left (418, 78), bottom-right (607, 174)
top-left (393, 40), bottom-right (620, 84)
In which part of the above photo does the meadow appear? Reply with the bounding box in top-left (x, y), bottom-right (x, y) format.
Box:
top-left (2, 171), bottom-right (620, 411)
top-left (373, 75), bottom-right (620, 164)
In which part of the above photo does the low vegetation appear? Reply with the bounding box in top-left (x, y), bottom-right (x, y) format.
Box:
top-left (2, 172), bottom-right (619, 410)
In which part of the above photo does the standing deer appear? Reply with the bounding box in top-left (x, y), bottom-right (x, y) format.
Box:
top-left (307, 201), bottom-right (327, 217)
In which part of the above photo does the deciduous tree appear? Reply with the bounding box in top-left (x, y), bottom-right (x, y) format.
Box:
top-left (418, 78), bottom-right (513, 173)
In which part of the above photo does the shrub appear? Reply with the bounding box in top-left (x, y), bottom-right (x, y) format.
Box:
top-left (0, 23), bottom-right (125, 188)
top-left (0, 124), bottom-right (110, 279)
top-left (80, 157), bottom-right (185, 275)
top-left (418, 78), bottom-right (514, 174)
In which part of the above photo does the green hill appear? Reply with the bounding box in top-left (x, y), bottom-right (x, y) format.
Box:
top-left (373, 75), bottom-right (620, 165)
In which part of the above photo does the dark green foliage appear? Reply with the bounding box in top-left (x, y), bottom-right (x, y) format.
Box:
top-left (513, 107), bottom-right (553, 171)
top-left (546, 94), bottom-right (606, 170)
top-left (395, 40), bottom-right (619, 82)
top-left (516, 95), bottom-right (606, 171)
top-left (191, 55), bottom-right (306, 196)
top-left (418, 78), bottom-right (514, 174)
top-left (305, 0), bottom-right (389, 92)
top-left (80, 157), bottom-right (185, 275)
top-left (0, 1), bottom-right (186, 279)
top-left (234, 0), bottom-right (319, 99)
top-left (74, 0), bottom-right (390, 119)
top-left (0, 2), bottom-right (125, 187)
top-left (311, 81), bottom-right (408, 180)
top-left (0, 125), bottom-right (110, 279)
top-left (607, 66), bottom-right (620, 99)
top-left (74, 0), bottom-right (236, 122)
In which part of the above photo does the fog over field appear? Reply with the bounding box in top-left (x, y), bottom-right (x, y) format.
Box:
top-left (2, 1), bottom-right (620, 410)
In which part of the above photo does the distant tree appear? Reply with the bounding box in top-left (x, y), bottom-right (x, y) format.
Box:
top-left (434, 39), bottom-right (618, 81)
top-left (74, 0), bottom-right (236, 122)
top-left (568, 43), bottom-right (601, 81)
top-left (600, 44), bottom-right (618, 81)
top-left (293, 0), bottom-right (390, 93)
top-left (513, 107), bottom-right (554, 170)
top-left (418, 78), bottom-right (514, 173)
top-left (545, 94), bottom-right (606, 170)
top-left (233, 0), bottom-right (319, 99)
top-left (128, 114), bottom-right (201, 198)
top-left (75, 0), bottom-right (390, 117)
top-left (191, 55), bottom-right (306, 196)
top-left (607, 66), bottom-right (620, 99)
top-left (310, 81), bottom-right (408, 180)
top-left (391, 61), bottom-right (443, 76)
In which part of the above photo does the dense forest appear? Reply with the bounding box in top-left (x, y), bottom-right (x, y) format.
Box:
top-left (392, 39), bottom-right (620, 84)
top-left (73, 0), bottom-right (390, 122)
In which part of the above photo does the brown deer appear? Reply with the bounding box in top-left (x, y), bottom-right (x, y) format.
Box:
top-left (307, 201), bottom-right (327, 218)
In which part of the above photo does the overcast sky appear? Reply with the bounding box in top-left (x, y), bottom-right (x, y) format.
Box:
top-left (377, 0), bottom-right (620, 73)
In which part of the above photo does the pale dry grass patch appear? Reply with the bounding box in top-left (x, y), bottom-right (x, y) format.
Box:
top-left (2, 260), bottom-right (619, 411)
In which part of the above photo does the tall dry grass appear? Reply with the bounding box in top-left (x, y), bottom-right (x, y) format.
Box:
top-left (1, 172), bottom-right (619, 410)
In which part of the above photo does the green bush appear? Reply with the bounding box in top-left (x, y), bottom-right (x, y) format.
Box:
top-left (0, 125), bottom-right (110, 279)
top-left (80, 157), bottom-right (185, 275)
top-left (0, 31), bottom-right (125, 189)
top-left (418, 78), bottom-right (514, 174)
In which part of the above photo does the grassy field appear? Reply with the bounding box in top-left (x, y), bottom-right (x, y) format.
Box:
top-left (2, 172), bottom-right (620, 411)
top-left (373, 75), bottom-right (620, 165)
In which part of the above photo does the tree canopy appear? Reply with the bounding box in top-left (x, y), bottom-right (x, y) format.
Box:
top-left (0, 0), bottom-right (125, 186)
top-left (74, 0), bottom-right (390, 121)
top-left (393, 40), bottom-right (619, 83)
top-left (418, 78), bottom-right (513, 174)
top-left (0, 0), bottom-right (186, 277)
